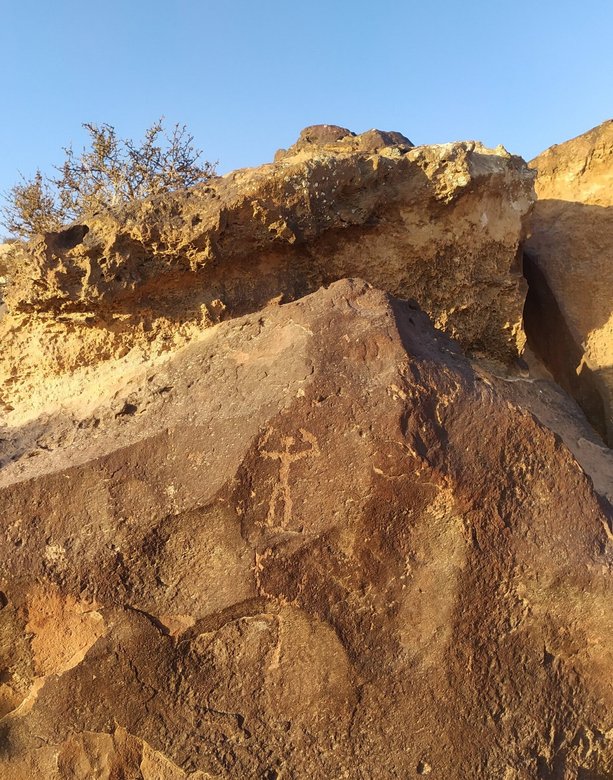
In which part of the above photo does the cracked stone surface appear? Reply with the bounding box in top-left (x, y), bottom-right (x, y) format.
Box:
top-left (0, 279), bottom-right (612, 778)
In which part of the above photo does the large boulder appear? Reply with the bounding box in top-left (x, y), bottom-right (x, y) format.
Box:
top-left (525, 119), bottom-right (613, 442)
top-left (0, 280), bottom-right (611, 778)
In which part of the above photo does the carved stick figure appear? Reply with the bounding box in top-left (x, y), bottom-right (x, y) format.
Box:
top-left (259, 427), bottom-right (320, 528)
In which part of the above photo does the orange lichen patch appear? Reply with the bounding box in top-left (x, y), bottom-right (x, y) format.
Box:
top-left (25, 585), bottom-right (105, 677)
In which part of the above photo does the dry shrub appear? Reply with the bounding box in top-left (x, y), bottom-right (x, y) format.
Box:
top-left (1, 119), bottom-right (216, 238)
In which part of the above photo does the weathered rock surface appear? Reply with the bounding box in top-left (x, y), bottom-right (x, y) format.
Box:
top-left (473, 349), bottom-right (613, 507)
top-left (1, 280), bottom-right (612, 778)
top-left (525, 119), bottom-right (613, 443)
top-left (1, 122), bottom-right (611, 778)
top-left (0, 241), bottom-right (10, 301)
top-left (0, 128), bottom-right (534, 421)
top-left (273, 124), bottom-right (415, 159)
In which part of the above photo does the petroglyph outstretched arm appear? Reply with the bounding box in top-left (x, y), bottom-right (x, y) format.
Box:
top-left (258, 427), bottom-right (320, 527)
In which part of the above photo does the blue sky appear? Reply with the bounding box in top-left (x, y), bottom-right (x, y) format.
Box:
top-left (0, 0), bottom-right (611, 196)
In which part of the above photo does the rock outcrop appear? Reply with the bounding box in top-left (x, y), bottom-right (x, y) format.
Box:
top-left (525, 119), bottom-right (613, 442)
top-left (1, 123), bottom-right (612, 778)
top-left (1, 280), bottom-right (612, 778)
top-left (273, 124), bottom-right (415, 158)
top-left (0, 128), bottom-right (534, 423)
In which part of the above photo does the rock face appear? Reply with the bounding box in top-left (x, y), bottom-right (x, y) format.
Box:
top-left (1, 128), bottom-right (533, 421)
top-left (525, 119), bottom-right (613, 442)
top-left (1, 280), bottom-right (612, 778)
top-left (0, 241), bottom-right (11, 295)
top-left (1, 124), bottom-right (612, 779)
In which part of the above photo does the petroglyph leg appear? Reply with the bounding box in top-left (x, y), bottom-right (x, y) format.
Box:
top-left (259, 427), bottom-right (320, 528)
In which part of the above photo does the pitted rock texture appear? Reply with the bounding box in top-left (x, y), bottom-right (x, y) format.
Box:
top-left (0, 127), bottom-right (534, 419)
top-left (0, 280), bottom-right (611, 779)
top-left (525, 119), bottom-right (613, 443)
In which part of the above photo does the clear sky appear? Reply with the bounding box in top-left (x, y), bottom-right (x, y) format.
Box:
top-left (1, 0), bottom-right (611, 195)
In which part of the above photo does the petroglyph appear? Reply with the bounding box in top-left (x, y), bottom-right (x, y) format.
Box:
top-left (259, 427), bottom-right (320, 527)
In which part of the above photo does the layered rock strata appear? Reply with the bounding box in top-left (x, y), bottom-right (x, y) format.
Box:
top-left (0, 128), bottom-right (534, 423)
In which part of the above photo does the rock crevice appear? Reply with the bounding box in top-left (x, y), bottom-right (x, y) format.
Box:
top-left (525, 119), bottom-right (613, 443)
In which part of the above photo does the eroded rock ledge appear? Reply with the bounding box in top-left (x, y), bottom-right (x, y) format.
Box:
top-left (1, 128), bottom-right (534, 414)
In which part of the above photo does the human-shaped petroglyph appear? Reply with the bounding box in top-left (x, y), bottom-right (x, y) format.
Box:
top-left (258, 427), bottom-right (320, 528)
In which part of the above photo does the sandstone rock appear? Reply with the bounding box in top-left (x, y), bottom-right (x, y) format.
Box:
top-left (0, 128), bottom-right (534, 421)
top-left (525, 119), bottom-right (613, 443)
top-left (0, 241), bottom-right (11, 274)
top-left (283, 123), bottom-right (356, 146)
top-left (0, 280), bottom-right (611, 778)
top-left (274, 123), bottom-right (414, 159)
top-left (0, 241), bottom-right (11, 300)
